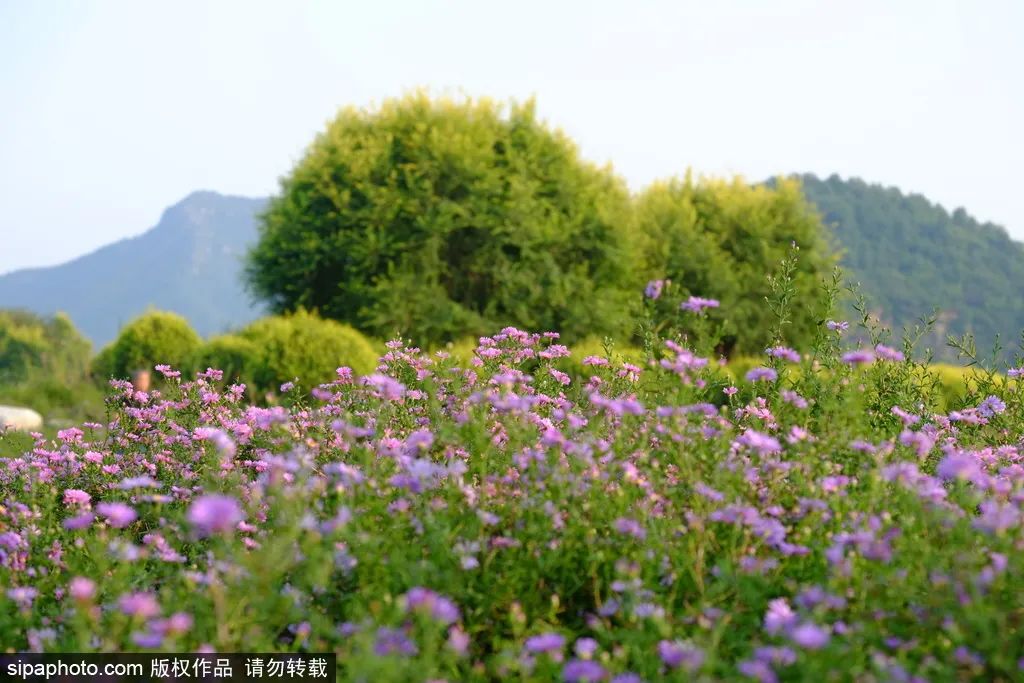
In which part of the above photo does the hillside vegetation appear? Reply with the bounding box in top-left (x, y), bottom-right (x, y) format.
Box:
top-left (798, 173), bottom-right (1024, 361)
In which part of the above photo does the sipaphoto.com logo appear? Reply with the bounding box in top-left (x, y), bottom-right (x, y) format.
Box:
top-left (6, 658), bottom-right (143, 680)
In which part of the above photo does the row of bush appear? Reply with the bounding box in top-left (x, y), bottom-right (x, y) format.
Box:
top-left (0, 304), bottom-right (993, 419)
top-left (246, 93), bottom-right (835, 355)
top-left (90, 309), bottom-right (379, 397)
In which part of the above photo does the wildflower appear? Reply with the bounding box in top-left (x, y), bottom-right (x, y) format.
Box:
top-left (658, 640), bottom-right (704, 671)
top-left (186, 495), bottom-right (244, 536)
top-left (874, 344), bottom-right (905, 362)
top-left (119, 592), bottom-right (161, 619)
top-left (63, 512), bottom-right (94, 530)
top-left (841, 350), bottom-right (874, 365)
top-left (562, 659), bottom-right (606, 682)
top-left (63, 489), bottom-right (91, 506)
top-left (746, 367), bottom-right (778, 382)
top-left (645, 279), bottom-right (665, 300)
top-left (362, 374), bottom-right (406, 400)
top-left (154, 364), bottom-right (181, 378)
top-left (525, 633), bottom-right (566, 655)
top-left (96, 502), bottom-right (137, 528)
top-left (404, 587), bottom-right (460, 625)
top-left (7, 587), bottom-right (37, 608)
top-left (763, 598), bottom-right (797, 635)
top-left (977, 395), bottom-right (1006, 418)
top-left (613, 518), bottom-right (647, 540)
top-left (574, 638), bottom-right (599, 659)
top-left (374, 627), bottom-right (418, 657)
top-left (681, 296), bottom-right (720, 313)
top-left (68, 577), bottom-right (96, 602)
top-left (735, 429), bottom-right (783, 456)
top-left (549, 368), bottom-right (571, 386)
top-left (766, 346), bottom-right (801, 363)
top-left (826, 320), bottom-right (849, 333)
top-left (788, 622), bottom-right (830, 649)
top-left (448, 626), bottom-right (470, 656)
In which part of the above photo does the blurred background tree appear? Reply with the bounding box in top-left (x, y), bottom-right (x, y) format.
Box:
top-left (246, 92), bottom-right (637, 348)
top-left (634, 174), bottom-right (835, 356)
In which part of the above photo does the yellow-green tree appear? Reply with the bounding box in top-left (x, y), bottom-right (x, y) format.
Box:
top-left (635, 174), bottom-right (835, 355)
top-left (246, 92), bottom-right (636, 347)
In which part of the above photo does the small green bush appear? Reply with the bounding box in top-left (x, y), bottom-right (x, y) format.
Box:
top-left (188, 335), bottom-right (261, 387)
top-left (94, 310), bottom-right (201, 381)
top-left (238, 310), bottom-right (379, 396)
top-left (0, 310), bottom-right (91, 385)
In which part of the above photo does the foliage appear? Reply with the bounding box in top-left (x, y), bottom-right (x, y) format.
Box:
top-left (91, 310), bottom-right (201, 381)
top-left (0, 309), bottom-right (91, 385)
top-left (245, 92), bottom-right (636, 347)
top-left (237, 310), bottom-right (379, 397)
top-left (187, 335), bottom-right (261, 388)
top-left (635, 174), bottom-right (834, 356)
top-left (797, 173), bottom-right (1024, 362)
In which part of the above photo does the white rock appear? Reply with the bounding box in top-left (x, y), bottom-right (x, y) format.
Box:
top-left (0, 406), bottom-right (44, 431)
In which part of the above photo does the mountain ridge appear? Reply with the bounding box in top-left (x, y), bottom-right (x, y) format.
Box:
top-left (0, 191), bottom-right (268, 348)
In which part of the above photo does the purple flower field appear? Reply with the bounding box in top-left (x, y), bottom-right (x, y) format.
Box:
top-left (1, 306), bottom-right (1023, 680)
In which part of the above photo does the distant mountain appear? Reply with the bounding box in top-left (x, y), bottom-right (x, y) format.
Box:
top-left (0, 191), bottom-right (268, 348)
top-left (797, 173), bottom-right (1024, 362)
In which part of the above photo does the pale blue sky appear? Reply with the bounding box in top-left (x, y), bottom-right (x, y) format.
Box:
top-left (1, 0), bottom-right (1021, 275)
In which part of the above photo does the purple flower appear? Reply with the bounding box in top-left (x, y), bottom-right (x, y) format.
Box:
top-left (735, 429), bottom-right (782, 455)
top-left (63, 489), bottom-right (91, 506)
top-left (362, 374), bottom-right (406, 401)
top-left (977, 395), bottom-right (1006, 418)
top-left (611, 675), bottom-right (641, 683)
top-left (766, 346), bottom-right (801, 363)
top-left (936, 452), bottom-right (981, 481)
top-left (374, 627), bottom-right (418, 657)
top-left (404, 587), bottom-right (460, 625)
top-left (96, 502), bottom-right (137, 528)
top-left (681, 296), bottom-right (720, 313)
top-left (645, 280), bottom-right (665, 300)
top-left (874, 344), bottom-right (905, 362)
top-left (69, 577), bottom-right (96, 601)
top-left (763, 598), bottom-right (797, 635)
top-left (574, 638), bottom-right (599, 659)
top-left (562, 659), bottom-right (606, 682)
top-left (746, 367), bottom-right (778, 382)
top-left (658, 639), bottom-right (704, 671)
top-left (119, 592), bottom-right (161, 619)
top-left (186, 495), bottom-right (243, 536)
top-left (7, 587), bottom-right (37, 608)
top-left (826, 320), bottom-right (849, 333)
top-left (738, 659), bottom-right (778, 683)
top-left (525, 632), bottom-right (566, 654)
top-left (787, 621), bottom-right (830, 649)
top-left (63, 512), bottom-right (94, 530)
top-left (841, 350), bottom-right (874, 365)
top-left (613, 517), bottom-right (646, 540)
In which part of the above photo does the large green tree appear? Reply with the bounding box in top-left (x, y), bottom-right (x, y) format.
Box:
top-left (635, 174), bottom-right (835, 355)
top-left (246, 93), bottom-right (636, 347)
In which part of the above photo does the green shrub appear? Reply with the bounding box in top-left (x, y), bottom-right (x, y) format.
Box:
top-left (188, 335), bottom-right (261, 387)
top-left (94, 310), bottom-right (201, 381)
top-left (0, 310), bottom-right (91, 385)
top-left (238, 311), bottom-right (379, 396)
top-left (634, 174), bottom-right (835, 356)
top-left (246, 92), bottom-right (636, 347)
